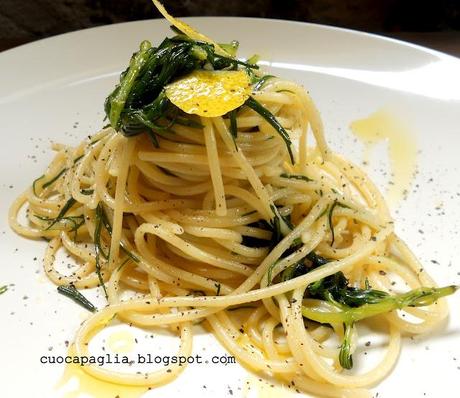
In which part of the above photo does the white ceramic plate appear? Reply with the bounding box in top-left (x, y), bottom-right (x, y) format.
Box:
top-left (1, 18), bottom-right (459, 398)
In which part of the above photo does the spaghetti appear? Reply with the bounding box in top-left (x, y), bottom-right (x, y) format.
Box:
top-left (9, 5), bottom-right (457, 398)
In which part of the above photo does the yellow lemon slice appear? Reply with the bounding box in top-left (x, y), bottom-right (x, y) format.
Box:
top-left (165, 70), bottom-right (251, 117)
top-left (152, 0), bottom-right (230, 57)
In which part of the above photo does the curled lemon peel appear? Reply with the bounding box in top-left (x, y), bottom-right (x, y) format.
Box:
top-left (165, 70), bottom-right (251, 117)
top-left (152, 0), bottom-right (231, 57)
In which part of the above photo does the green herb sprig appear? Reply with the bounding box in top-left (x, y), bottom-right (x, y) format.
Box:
top-left (244, 97), bottom-right (294, 164)
top-left (34, 197), bottom-right (84, 240)
top-left (94, 203), bottom-right (109, 298)
top-left (280, 173), bottom-right (314, 183)
top-left (32, 168), bottom-right (68, 196)
top-left (35, 213), bottom-right (84, 241)
top-left (302, 268), bottom-right (458, 369)
top-left (252, 74), bottom-right (275, 90)
top-left (339, 322), bottom-right (354, 369)
top-left (93, 203), bottom-right (141, 299)
top-left (302, 284), bottom-right (458, 325)
top-left (57, 284), bottom-right (96, 312)
top-left (328, 200), bottom-right (339, 246)
top-left (105, 33), bottom-right (258, 143)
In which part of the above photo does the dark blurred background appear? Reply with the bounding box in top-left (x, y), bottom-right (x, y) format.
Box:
top-left (1, 0), bottom-right (459, 55)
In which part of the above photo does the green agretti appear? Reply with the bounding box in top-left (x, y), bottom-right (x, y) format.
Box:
top-left (296, 257), bottom-right (457, 369)
top-left (104, 30), bottom-right (293, 163)
top-left (262, 227), bottom-right (457, 370)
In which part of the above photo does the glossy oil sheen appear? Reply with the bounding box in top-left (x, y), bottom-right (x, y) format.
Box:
top-left (56, 345), bottom-right (147, 398)
top-left (350, 108), bottom-right (417, 207)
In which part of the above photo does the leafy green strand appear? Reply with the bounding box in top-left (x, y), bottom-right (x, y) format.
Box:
top-left (94, 204), bottom-right (109, 299)
top-left (302, 285), bottom-right (458, 325)
top-left (42, 168), bottom-right (67, 189)
top-left (328, 200), bottom-right (338, 246)
top-left (32, 175), bottom-right (44, 196)
top-left (108, 40), bottom-right (152, 129)
top-left (33, 167), bottom-right (68, 195)
top-left (73, 155), bottom-right (84, 164)
top-left (280, 173), bottom-right (314, 182)
top-left (45, 197), bottom-right (77, 230)
top-left (57, 284), bottom-right (96, 312)
top-left (339, 322), bottom-right (354, 369)
top-left (36, 214), bottom-right (84, 240)
top-left (245, 97), bottom-right (294, 164)
top-left (93, 203), bottom-right (141, 281)
top-left (252, 75), bottom-right (275, 90)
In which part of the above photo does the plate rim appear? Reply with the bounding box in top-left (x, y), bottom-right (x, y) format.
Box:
top-left (1, 16), bottom-right (458, 62)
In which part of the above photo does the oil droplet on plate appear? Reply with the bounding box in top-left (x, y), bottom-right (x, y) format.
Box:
top-left (350, 108), bottom-right (417, 207)
top-left (107, 330), bottom-right (136, 354)
top-left (55, 345), bottom-right (147, 398)
top-left (242, 375), bottom-right (299, 398)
